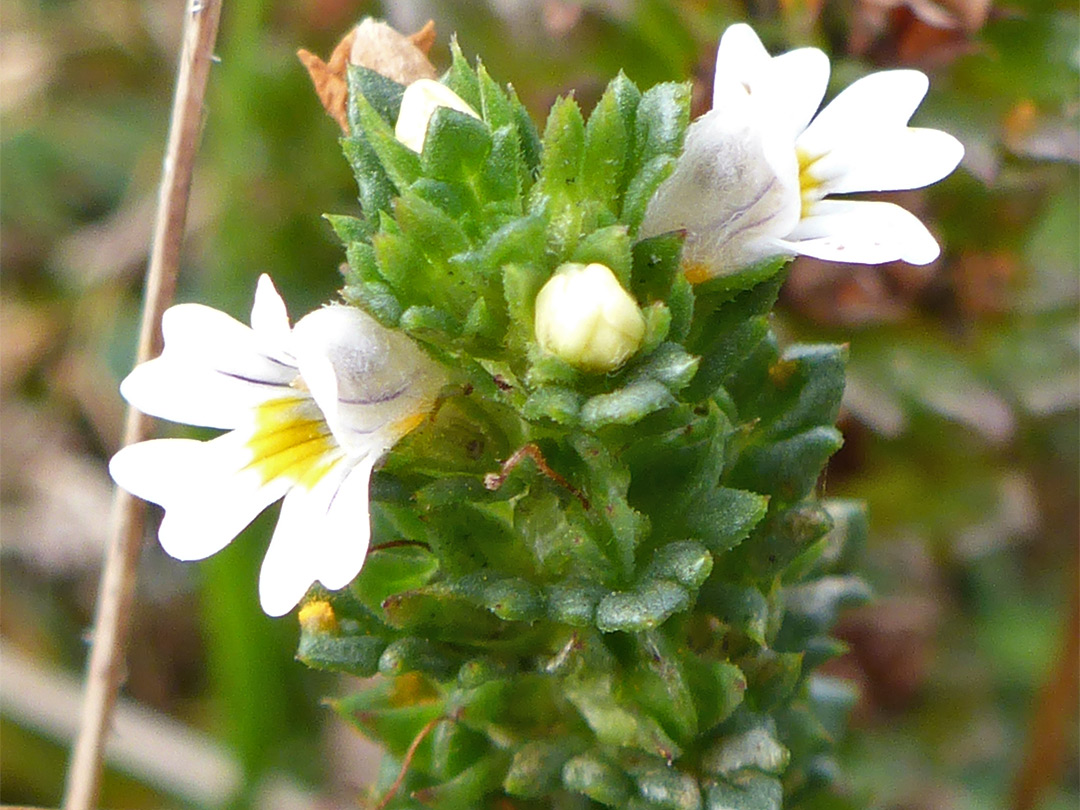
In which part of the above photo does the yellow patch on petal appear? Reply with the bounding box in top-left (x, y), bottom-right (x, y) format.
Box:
top-left (246, 396), bottom-right (339, 489)
top-left (797, 148), bottom-right (826, 219)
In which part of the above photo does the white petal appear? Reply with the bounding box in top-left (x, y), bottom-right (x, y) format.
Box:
top-left (250, 274), bottom-right (293, 351)
top-left (640, 103), bottom-right (801, 276)
top-left (757, 47), bottom-right (831, 141)
top-left (395, 79), bottom-right (480, 153)
top-left (258, 457), bottom-right (370, 616)
top-left (712, 25), bottom-right (830, 142)
top-left (109, 435), bottom-right (292, 561)
top-left (807, 127), bottom-right (964, 194)
top-left (780, 199), bottom-right (941, 265)
top-left (160, 303), bottom-right (297, 383)
top-left (311, 455), bottom-right (378, 590)
top-left (713, 24), bottom-right (771, 107)
top-left (797, 70), bottom-right (930, 159)
top-left (292, 305), bottom-right (446, 454)
top-left (120, 358), bottom-right (302, 430)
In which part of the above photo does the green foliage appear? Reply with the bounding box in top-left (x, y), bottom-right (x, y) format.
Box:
top-left (302, 48), bottom-right (864, 809)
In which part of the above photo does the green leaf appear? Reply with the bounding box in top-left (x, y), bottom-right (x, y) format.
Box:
top-left (516, 491), bottom-right (611, 582)
top-left (581, 379), bottom-right (675, 429)
top-left (353, 545), bottom-right (440, 614)
top-left (743, 649), bottom-right (803, 712)
top-left (633, 764), bottom-right (702, 810)
top-left (522, 386), bottom-right (582, 425)
top-left (346, 64), bottom-right (405, 126)
top-left (296, 634), bottom-right (387, 678)
top-left (595, 580), bottom-right (690, 633)
top-left (631, 631), bottom-right (699, 745)
top-left (728, 427), bottom-right (844, 504)
top-left (702, 724), bottom-right (790, 777)
top-left (475, 575), bottom-right (546, 622)
top-left (642, 541), bottom-right (713, 592)
top-left (382, 584), bottom-right (505, 641)
top-left (632, 231), bottom-right (686, 304)
top-left (698, 583), bottom-right (769, 646)
top-left (545, 578), bottom-right (608, 626)
top-left (350, 89), bottom-right (422, 191)
top-left (631, 82), bottom-right (691, 174)
top-left (704, 773), bottom-right (782, 810)
top-left (562, 753), bottom-right (634, 807)
top-left (571, 225), bottom-right (633, 286)
top-left (685, 487), bottom-right (770, 556)
top-left (325, 212), bottom-right (370, 244)
top-left (504, 741), bottom-right (572, 798)
top-left (529, 95), bottom-right (587, 253)
top-left (341, 135), bottom-right (395, 218)
top-left (378, 636), bottom-right (463, 681)
top-left (623, 154), bottom-right (676, 232)
top-left (629, 342), bottom-right (700, 393)
top-left (583, 81), bottom-right (630, 216)
top-left (411, 750), bottom-right (512, 810)
top-left (444, 38), bottom-right (482, 111)
top-left (725, 502), bottom-right (834, 581)
top-left (508, 84), bottom-right (542, 177)
top-left (422, 106), bottom-right (493, 191)
top-left (684, 657), bottom-right (746, 731)
top-left (565, 673), bottom-right (681, 759)
top-left (476, 62), bottom-right (514, 130)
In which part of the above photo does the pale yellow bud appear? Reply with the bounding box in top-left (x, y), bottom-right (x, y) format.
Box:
top-left (395, 79), bottom-right (480, 153)
top-left (534, 263), bottom-right (646, 373)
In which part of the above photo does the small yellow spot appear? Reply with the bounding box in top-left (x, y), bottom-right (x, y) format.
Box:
top-left (299, 600), bottom-right (338, 634)
top-left (683, 262), bottom-right (713, 285)
top-left (388, 671), bottom-right (441, 707)
top-left (768, 359), bottom-right (796, 388)
top-left (390, 409), bottom-right (428, 439)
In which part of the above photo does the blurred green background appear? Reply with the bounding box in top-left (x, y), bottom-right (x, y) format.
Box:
top-left (1, 0), bottom-right (1076, 807)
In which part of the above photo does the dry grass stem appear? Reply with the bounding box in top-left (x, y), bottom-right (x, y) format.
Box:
top-left (62, 0), bottom-right (224, 807)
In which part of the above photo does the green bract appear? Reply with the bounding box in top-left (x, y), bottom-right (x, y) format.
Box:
top-left (305, 39), bottom-right (868, 810)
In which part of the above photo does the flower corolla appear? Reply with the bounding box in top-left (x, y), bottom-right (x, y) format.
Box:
top-left (534, 262), bottom-right (646, 373)
top-left (640, 23), bottom-right (964, 280)
top-left (109, 276), bottom-right (446, 616)
top-left (395, 78), bottom-right (480, 152)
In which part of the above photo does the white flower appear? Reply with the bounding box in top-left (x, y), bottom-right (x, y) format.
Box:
top-left (640, 23), bottom-right (964, 280)
top-left (534, 262), bottom-right (646, 372)
top-left (395, 78), bottom-right (480, 153)
top-left (109, 276), bottom-right (446, 616)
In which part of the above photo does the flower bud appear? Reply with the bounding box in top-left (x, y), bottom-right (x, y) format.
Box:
top-left (395, 79), bottom-right (480, 153)
top-left (534, 263), bottom-right (645, 373)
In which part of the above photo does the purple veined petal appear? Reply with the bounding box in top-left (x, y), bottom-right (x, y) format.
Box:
top-left (120, 356), bottom-right (305, 430)
top-left (158, 300), bottom-right (298, 386)
top-left (780, 199), bottom-right (941, 265)
top-left (291, 304), bottom-right (448, 454)
top-left (109, 434), bottom-right (294, 562)
top-left (797, 70), bottom-right (930, 160)
top-left (807, 127), bottom-right (965, 195)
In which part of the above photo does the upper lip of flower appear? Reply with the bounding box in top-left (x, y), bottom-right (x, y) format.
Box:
top-left (109, 275), bottom-right (445, 616)
top-left (714, 23), bottom-right (965, 266)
